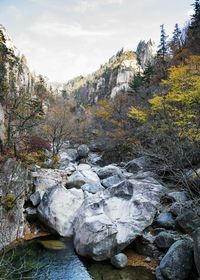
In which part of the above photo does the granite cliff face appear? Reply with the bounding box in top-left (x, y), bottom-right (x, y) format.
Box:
top-left (0, 25), bottom-right (49, 143)
top-left (136, 40), bottom-right (156, 69)
top-left (0, 159), bottom-right (31, 251)
top-left (63, 40), bottom-right (156, 105)
top-left (0, 25), bottom-right (34, 95)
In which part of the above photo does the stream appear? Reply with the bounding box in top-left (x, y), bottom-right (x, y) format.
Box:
top-left (0, 236), bottom-right (156, 280)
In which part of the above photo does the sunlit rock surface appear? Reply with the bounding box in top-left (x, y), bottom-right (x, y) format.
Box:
top-left (37, 185), bottom-right (84, 237)
top-left (74, 179), bottom-right (163, 260)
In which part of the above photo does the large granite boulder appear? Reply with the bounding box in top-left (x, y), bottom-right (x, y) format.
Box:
top-left (66, 169), bottom-right (101, 189)
top-left (37, 185), bottom-right (84, 237)
top-left (73, 179), bottom-right (163, 261)
top-left (125, 156), bottom-right (151, 173)
top-left (31, 168), bottom-right (68, 198)
top-left (97, 165), bottom-right (123, 179)
top-left (194, 227), bottom-right (200, 276)
top-left (156, 239), bottom-right (194, 280)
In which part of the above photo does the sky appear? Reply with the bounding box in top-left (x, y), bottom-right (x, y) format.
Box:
top-left (0, 0), bottom-right (193, 83)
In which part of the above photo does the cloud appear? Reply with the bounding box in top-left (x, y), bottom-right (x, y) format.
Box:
top-left (0, 0), bottom-right (192, 82)
top-left (5, 5), bottom-right (22, 19)
top-left (30, 18), bottom-right (112, 37)
top-left (75, 0), bottom-right (124, 13)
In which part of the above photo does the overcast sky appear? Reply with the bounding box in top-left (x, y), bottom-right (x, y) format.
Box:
top-left (0, 0), bottom-right (193, 82)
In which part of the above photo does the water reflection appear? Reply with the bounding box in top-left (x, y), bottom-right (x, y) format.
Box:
top-left (0, 237), bottom-right (155, 280)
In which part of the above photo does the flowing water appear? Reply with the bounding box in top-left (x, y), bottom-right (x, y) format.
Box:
top-left (0, 236), bottom-right (155, 280)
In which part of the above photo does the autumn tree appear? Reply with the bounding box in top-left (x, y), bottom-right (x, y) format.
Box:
top-left (43, 100), bottom-right (77, 156)
top-left (128, 56), bottom-right (200, 170)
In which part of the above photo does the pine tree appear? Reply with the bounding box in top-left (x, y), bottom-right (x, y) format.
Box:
top-left (129, 72), bottom-right (144, 92)
top-left (157, 24), bottom-right (168, 61)
top-left (170, 24), bottom-right (182, 55)
top-left (156, 24), bottom-right (169, 79)
top-left (187, 0), bottom-right (200, 54)
top-left (143, 62), bottom-right (154, 86)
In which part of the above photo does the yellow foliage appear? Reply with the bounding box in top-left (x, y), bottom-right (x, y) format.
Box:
top-left (22, 151), bottom-right (47, 166)
top-left (94, 100), bottom-right (112, 120)
top-left (129, 56), bottom-right (200, 142)
top-left (128, 107), bottom-right (147, 122)
top-left (148, 96), bottom-right (164, 111)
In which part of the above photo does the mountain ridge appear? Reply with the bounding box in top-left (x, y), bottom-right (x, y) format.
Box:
top-left (61, 40), bottom-right (156, 105)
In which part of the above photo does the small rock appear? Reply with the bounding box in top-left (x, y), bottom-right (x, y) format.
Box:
top-left (66, 170), bottom-right (100, 189)
top-left (81, 183), bottom-right (104, 194)
top-left (88, 153), bottom-right (102, 165)
top-left (170, 202), bottom-right (184, 217)
top-left (155, 212), bottom-right (175, 229)
top-left (29, 191), bottom-right (41, 207)
top-left (65, 149), bottom-right (78, 162)
top-left (111, 253), bottom-right (128, 269)
top-left (154, 231), bottom-right (176, 249)
top-left (176, 210), bottom-right (200, 233)
top-left (167, 191), bottom-right (189, 203)
top-left (145, 257), bottom-right (151, 263)
top-left (77, 145), bottom-right (90, 158)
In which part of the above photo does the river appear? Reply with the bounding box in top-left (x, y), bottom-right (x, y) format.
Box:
top-left (0, 236), bottom-right (155, 280)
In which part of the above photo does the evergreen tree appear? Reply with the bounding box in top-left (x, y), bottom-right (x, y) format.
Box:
top-left (143, 62), bottom-right (154, 86)
top-left (129, 72), bottom-right (144, 92)
top-left (157, 24), bottom-right (168, 61)
top-left (170, 24), bottom-right (182, 55)
top-left (156, 24), bottom-right (169, 79)
top-left (187, 0), bottom-right (200, 54)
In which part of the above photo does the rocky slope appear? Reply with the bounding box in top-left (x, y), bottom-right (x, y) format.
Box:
top-left (0, 25), bottom-right (50, 144)
top-left (62, 40), bottom-right (156, 105)
top-left (24, 143), bottom-right (199, 279)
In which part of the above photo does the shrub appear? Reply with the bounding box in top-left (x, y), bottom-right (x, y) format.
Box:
top-left (4, 194), bottom-right (16, 210)
top-left (50, 154), bottom-right (60, 169)
top-left (22, 151), bottom-right (48, 167)
top-left (25, 135), bottom-right (51, 152)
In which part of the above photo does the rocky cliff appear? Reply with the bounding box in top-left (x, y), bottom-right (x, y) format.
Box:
top-left (0, 25), bottom-right (50, 144)
top-left (62, 40), bottom-right (156, 105)
top-left (0, 158), bottom-right (31, 251)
